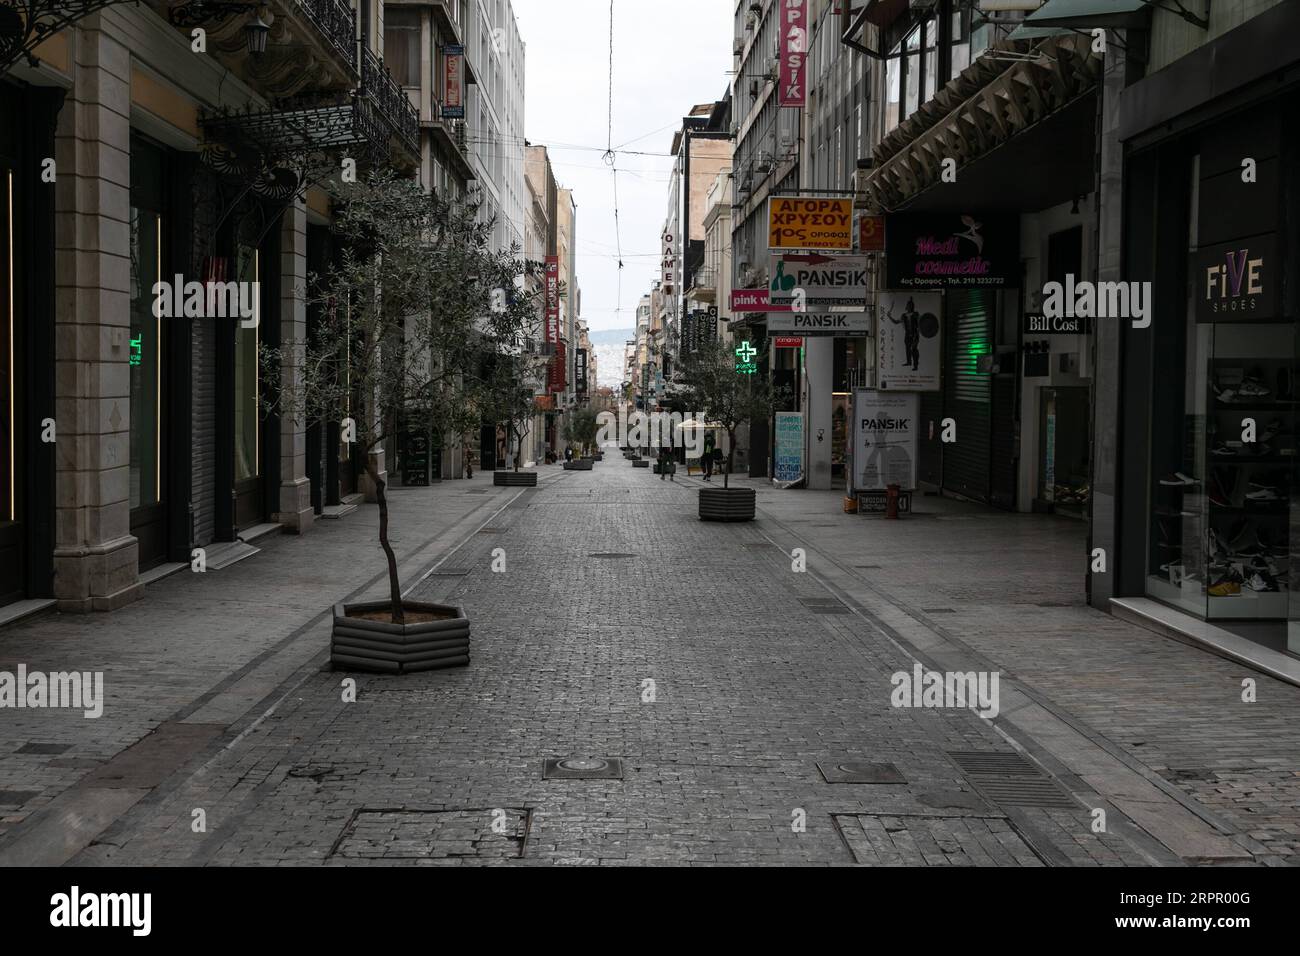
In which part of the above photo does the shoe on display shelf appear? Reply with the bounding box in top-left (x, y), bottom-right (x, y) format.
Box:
top-left (1160, 472), bottom-right (1200, 487)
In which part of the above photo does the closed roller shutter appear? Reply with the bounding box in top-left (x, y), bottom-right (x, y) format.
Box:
top-left (942, 290), bottom-right (992, 503)
top-left (191, 317), bottom-right (217, 547)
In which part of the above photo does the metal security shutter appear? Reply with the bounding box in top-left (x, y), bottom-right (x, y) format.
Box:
top-left (941, 290), bottom-right (992, 503)
top-left (191, 317), bottom-right (217, 547)
top-left (990, 376), bottom-right (1017, 510)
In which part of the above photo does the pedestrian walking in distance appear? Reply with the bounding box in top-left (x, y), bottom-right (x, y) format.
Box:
top-left (658, 445), bottom-right (675, 481)
top-left (702, 431), bottom-right (716, 482)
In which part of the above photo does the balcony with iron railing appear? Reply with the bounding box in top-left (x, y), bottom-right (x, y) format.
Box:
top-left (162, 0), bottom-right (358, 98)
top-left (360, 45), bottom-right (420, 161)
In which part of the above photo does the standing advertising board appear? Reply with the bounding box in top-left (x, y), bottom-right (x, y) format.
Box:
top-left (774, 412), bottom-right (804, 483)
top-left (877, 291), bottom-right (941, 391)
top-left (852, 389), bottom-right (918, 494)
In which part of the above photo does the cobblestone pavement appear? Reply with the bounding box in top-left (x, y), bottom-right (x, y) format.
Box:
top-left (3, 458), bottom-right (1296, 865)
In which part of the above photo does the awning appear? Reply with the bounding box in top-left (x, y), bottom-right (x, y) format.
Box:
top-left (1025, 0), bottom-right (1150, 30)
top-left (855, 34), bottom-right (1102, 212)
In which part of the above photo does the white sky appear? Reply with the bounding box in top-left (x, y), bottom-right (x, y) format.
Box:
top-left (511, 0), bottom-right (734, 337)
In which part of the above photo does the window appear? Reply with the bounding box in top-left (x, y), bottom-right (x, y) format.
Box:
top-left (384, 8), bottom-right (420, 88)
top-left (234, 244), bottom-right (259, 482)
top-left (951, 6), bottom-right (971, 77)
top-left (924, 19), bottom-right (938, 102)
top-left (885, 47), bottom-right (900, 132)
top-left (1, 168), bottom-right (11, 522)
top-left (905, 26), bottom-right (920, 119)
top-left (129, 141), bottom-right (164, 509)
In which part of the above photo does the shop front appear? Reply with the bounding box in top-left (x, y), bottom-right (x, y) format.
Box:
top-left (1118, 87), bottom-right (1300, 656)
top-left (0, 80), bottom-right (59, 608)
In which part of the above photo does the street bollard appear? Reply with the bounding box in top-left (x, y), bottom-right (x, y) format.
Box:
top-left (885, 483), bottom-right (900, 520)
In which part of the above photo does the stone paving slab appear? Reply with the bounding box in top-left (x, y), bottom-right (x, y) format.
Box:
top-left (62, 462), bottom-right (1156, 866)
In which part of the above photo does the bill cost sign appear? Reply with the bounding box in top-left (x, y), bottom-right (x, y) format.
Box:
top-left (768, 197), bottom-right (853, 251)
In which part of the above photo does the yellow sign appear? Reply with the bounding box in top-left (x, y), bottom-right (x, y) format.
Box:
top-left (768, 197), bottom-right (854, 251)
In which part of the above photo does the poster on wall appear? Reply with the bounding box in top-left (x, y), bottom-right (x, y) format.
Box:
top-left (852, 389), bottom-right (918, 492)
top-left (774, 412), bottom-right (804, 484)
top-left (877, 292), bottom-right (941, 391)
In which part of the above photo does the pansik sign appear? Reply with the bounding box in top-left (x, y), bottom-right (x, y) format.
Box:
top-left (886, 213), bottom-right (1019, 288)
top-left (767, 312), bottom-right (872, 336)
top-left (778, 0), bottom-right (808, 107)
top-left (768, 197), bottom-right (853, 251)
top-left (443, 45), bottom-right (465, 119)
top-left (853, 389), bottom-right (919, 492)
top-left (768, 254), bottom-right (869, 310)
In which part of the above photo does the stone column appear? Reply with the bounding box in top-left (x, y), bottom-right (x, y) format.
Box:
top-left (804, 337), bottom-right (834, 490)
top-left (273, 200), bottom-right (313, 532)
top-left (52, 22), bottom-right (141, 612)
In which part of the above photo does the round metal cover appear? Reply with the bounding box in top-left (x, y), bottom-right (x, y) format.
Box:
top-left (558, 758), bottom-right (610, 772)
top-left (837, 763), bottom-right (883, 775)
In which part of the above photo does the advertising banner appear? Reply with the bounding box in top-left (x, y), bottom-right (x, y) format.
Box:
top-left (778, 0), bottom-right (808, 107)
top-left (661, 229), bottom-right (677, 297)
top-left (774, 412), bottom-right (804, 483)
top-left (730, 288), bottom-right (792, 314)
top-left (858, 213), bottom-right (885, 252)
top-left (885, 213), bottom-right (1019, 288)
top-left (877, 292), bottom-right (941, 391)
top-left (443, 45), bottom-right (465, 119)
top-left (576, 348), bottom-right (588, 398)
top-left (768, 253), bottom-right (869, 310)
top-left (853, 389), bottom-right (919, 492)
top-left (768, 196), bottom-right (853, 251)
top-left (773, 336), bottom-right (804, 349)
top-left (767, 312), bottom-right (872, 337)
top-left (545, 255), bottom-right (562, 392)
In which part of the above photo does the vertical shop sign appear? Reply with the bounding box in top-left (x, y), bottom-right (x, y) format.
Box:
top-left (778, 0), bottom-right (808, 107)
top-left (545, 255), bottom-right (563, 393)
top-left (443, 45), bottom-right (465, 119)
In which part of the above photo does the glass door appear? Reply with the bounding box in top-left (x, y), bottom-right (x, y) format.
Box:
top-left (233, 242), bottom-right (263, 530)
top-left (0, 164), bottom-right (21, 604)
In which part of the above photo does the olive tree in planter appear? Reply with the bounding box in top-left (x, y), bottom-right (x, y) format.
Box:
top-left (562, 407), bottom-right (599, 469)
top-left (264, 173), bottom-right (513, 671)
top-left (681, 339), bottom-right (783, 522)
top-left (480, 279), bottom-right (547, 488)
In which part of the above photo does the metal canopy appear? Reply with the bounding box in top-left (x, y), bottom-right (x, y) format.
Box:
top-left (1025, 0), bottom-right (1150, 29)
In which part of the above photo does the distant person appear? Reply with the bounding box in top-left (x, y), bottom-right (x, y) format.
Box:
top-left (702, 431), bottom-right (716, 481)
top-left (463, 444), bottom-right (475, 479)
top-left (565, 446), bottom-right (574, 463)
top-left (658, 445), bottom-right (675, 481)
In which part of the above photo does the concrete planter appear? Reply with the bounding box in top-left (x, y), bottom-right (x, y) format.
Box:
top-left (632, 459), bottom-right (649, 468)
top-left (494, 470), bottom-right (538, 487)
top-left (699, 487), bottom-right (756, 522)
top-left (563, 459), bottom-right (594, 471)
top-left (331, 601), bottom-right (470, 673)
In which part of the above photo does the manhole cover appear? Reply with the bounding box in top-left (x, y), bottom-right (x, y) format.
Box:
top-left (544, 757), bottom-right (624, 780)
top-left (833, 814), bottom-right (1046, 866)
top-left (329, 808), bottom-right (531, 859)
top-left (588, 553), bottom-right (637, 560)
top-left (817, 761), bottom-right (906, 784)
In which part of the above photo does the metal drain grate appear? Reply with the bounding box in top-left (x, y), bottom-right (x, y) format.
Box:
top-left (329, 808), bottom-right (531, 860)
top-left (921, 608), bottom-right (956, 614)
top-left (833, 814), bottom-right (1046, 866)
top-left (589, 552), bottom-right (637, 559)
top-left (544, 757), bottom-right (624, 780)
top-left (800, 597), bottom-right (851, 615)
top-left (817, 761), bottom-right (906, 784)
top-left (855, 565), bottom-right (882, 570)
top-left (743, 542), bottom-right (775, 550)
top-left (948, 751), bottom-right (1040, 776)
top-left (947, 751), bottom-right (1077, 810)
top-left (426, 568), bottom-right (472, 577)
top-left (477, 528), bottom-right (506, 535)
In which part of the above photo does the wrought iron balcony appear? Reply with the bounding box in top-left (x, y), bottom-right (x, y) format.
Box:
top-left (298, 0), bottom-right (355, 71)
top-left (361, 46), bottom-right (420, 160)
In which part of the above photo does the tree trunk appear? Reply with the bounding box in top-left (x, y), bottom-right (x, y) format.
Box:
top-left (725, 427), bottom-right (736, 490)
top-left (367, 460), bottom-right (405, 625)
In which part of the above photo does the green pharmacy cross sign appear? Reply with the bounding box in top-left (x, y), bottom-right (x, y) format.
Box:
top-left (735, 340), bottom-right (758, 375)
